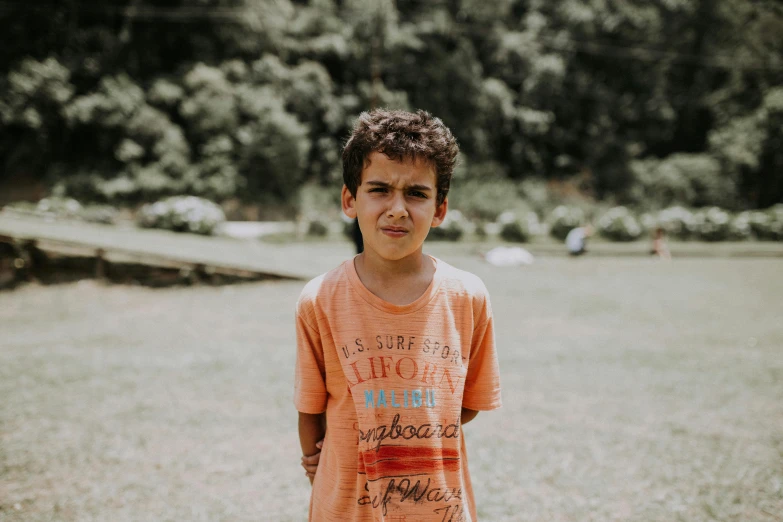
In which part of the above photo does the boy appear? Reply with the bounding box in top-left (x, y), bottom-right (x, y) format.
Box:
top-left (295, 109), bottom-right (502, 521)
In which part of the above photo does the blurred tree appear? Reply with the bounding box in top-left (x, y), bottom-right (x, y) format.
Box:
top-left (0, 0), bottom-right (781, 207)
top-left (709, 87), bottom-right (783, 208)
top-left (0, 57), bottom-right (74, 186)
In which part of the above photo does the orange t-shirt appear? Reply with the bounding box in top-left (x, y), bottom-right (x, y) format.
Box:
top-left (294, 256), bottom-right (502, 522)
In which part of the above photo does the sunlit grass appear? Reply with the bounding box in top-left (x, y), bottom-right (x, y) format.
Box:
top-left (1, 249), bottom-right (781, 521)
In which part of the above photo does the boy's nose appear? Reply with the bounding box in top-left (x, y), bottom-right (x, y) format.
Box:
top-left (386, 193), bottom-right (409, 219)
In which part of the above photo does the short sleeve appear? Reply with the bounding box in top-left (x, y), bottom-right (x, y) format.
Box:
top-left (461, 294), bottom-right (502, 411)
top-left (294, 304), bottom-right (328, 414)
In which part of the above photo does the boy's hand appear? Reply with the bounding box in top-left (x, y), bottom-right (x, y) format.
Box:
top-left (301, 439), bottom-right (323, 484)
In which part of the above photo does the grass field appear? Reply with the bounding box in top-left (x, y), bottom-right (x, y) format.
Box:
top-left (1, 243), bottom-right (782, 521)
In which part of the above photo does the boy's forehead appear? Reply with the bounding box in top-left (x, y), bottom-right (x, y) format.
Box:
top-left (361, 151), bottom-right (436, 186)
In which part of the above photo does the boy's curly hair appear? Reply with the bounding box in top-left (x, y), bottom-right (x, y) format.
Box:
top-left (342, 109), bottom-right (459, 205)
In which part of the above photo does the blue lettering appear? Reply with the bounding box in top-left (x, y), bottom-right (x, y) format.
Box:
top-left (426, 389), bottom-right (436, 407)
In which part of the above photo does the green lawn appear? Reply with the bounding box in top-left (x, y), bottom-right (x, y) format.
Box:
top-left (1, 245), bottom-right (782, 521)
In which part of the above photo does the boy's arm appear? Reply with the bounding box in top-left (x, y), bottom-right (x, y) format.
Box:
top-left (298, 412), bottom-right (326, 485)
top-left (461, 407), bottom-right (479, 425)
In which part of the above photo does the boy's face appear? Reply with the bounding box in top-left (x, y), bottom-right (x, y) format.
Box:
top-left (342, 151), bottom-right (447, 263)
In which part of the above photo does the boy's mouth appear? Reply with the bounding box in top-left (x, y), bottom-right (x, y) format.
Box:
top-left (381, 226), bottom-right (408, 237)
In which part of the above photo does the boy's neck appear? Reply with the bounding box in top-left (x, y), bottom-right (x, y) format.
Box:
top-left (354, 249), bottom-right (436, 305)
top-left (358, 248), bottom-right (430, 277)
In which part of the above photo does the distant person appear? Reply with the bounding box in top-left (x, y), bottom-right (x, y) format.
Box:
top-left (650, 226), bottom-right (671, 261)
top-left (566, 224), bottom-right (593, 256)
top-left (295, 109), bottom-right (502, 521)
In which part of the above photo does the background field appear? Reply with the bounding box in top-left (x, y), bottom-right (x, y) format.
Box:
top-left (1, 243), bottom-right (782, 522)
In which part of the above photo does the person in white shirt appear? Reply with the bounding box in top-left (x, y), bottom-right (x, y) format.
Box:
top-left (565, 225), bottom-right (593, 256)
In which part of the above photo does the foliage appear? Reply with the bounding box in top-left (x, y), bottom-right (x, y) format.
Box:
top-left (597, 207), bottom-right (643, 242)
top-left (0, 57), bottom-right (74, 182)
top-left (297, 182), bottom-right (341, 217)
top-left (2, 0), bottom-right (783, 211)
top-left (626, 154), bottom-right (738, 210)
top-left (655, 206), bottom-right (697, 240)
top-left (57, 74), bottom-right (196, 202)
top-left (747, 204), bottom-right (783, 241)
top-left (428, 210), bottom-right (466, 242)
top-left (35, 197), bottom-right (83, 218)
top-left (0, 57), bottom-right (73, 129)
top-left (136, 196), bottom-right (226, 235)
top-left (306, 218), bottom-right (330, 237)
top-left (235, 98), bottom-right (311, 202)
top-left (9, 196), bottom-right (118, 224)
top-left (77, 205), bottom-right (119, 225)
top-left (497, 210), bottom-right (540, 243)
top-left (518, 178), bottom-right (553, 215)
top-left (692, 207), bottom-right (732, 242)
top-left (728, 211), bottom-right (753, 241)
top-left (449, 176), bottom-right (523, 222)
top-left (547, 205), bottom-right (586, 240)
top-left (709, 88), bottom-right (783, 208)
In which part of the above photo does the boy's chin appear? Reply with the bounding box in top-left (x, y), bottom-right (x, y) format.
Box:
top-left (367, 245), bottom-right (423, 262)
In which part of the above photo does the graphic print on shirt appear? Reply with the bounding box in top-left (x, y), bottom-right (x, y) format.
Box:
top-left (337, 331), bottom-right (469, 520)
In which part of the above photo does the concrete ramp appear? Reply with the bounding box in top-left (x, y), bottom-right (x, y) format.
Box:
top-left (0, 212), bottom-right (315, 283)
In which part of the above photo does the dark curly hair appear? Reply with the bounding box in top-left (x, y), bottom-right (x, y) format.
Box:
top-left (342, 109), bottom-right (459, 206)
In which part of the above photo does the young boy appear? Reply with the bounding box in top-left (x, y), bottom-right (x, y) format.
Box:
top-left (295, 109), bottom-right (502, 521)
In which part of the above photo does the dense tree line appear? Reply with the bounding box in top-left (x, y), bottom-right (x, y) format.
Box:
top-left (0, 0), bottom-right (781, 209)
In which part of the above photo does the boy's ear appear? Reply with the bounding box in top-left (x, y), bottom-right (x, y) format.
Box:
top-left (430, 197), bottom-right (448, 228)
top-left (341, 184), bottom-right (357, 219)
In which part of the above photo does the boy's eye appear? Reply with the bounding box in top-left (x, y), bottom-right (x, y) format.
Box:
top-left (369, 187), bottom-right (387, 193)
top-left (409, 191), bottom-right (427, 198)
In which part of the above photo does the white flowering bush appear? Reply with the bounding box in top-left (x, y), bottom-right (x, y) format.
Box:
top-left (36, 197), bottom-right (83, 217)
top-left (656, 206), bottom-right (697, 239)
top-left (498, 210), bottom-right (540, 243)
top-left (136, 196), bottom-right (225, 235)
top-left (692, 207), bottom-right (731, 241)
top-left (597, 206), bottom-right (642, 242)
top-left (728, 211), bottom-right (753, 240)
top-left (749, 204), bottom-right (783, 240)
top-left (428, 210), bottom-right (466, 241)
top-left (547, 205), bottom-right (586, 240)
top-left (639, 212), bottom-right (658, 234)
top-left (767, 204), bottom-right (783, 240)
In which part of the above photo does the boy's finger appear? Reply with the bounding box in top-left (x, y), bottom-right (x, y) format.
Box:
top-left (301, 454), bottom-right (320, 470)
top-left (302, 452), bottom-right (321, 466)
top-left (316, 440), bottom-right (324, 449)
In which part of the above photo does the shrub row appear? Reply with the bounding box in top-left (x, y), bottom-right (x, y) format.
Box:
top-left (309, 204), bottom-right (783, 243)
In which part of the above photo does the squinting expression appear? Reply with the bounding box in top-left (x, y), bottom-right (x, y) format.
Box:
top-left (342, 151), bottom-right (448, 262)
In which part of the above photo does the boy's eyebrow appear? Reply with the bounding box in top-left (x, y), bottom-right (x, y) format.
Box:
top-left (365, 180), bottom-right (433, 192)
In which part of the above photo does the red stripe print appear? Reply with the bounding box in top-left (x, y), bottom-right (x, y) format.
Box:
top-left (357, 445), bottom-right (460, 480)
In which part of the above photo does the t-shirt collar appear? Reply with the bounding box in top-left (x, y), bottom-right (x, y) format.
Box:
top-left (344, 254), bottom-right (444, 314)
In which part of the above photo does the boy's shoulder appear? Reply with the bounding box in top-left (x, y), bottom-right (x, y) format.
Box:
top-left (435, 258), bottom-right (493, 318)
top-left (436, 258), bottom-right (489, 295)
top-left (296, 260), bottom-right (350, 313)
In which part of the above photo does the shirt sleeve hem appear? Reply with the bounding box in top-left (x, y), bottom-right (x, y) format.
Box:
top-left (294, 397), bottom-right (327, 415)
